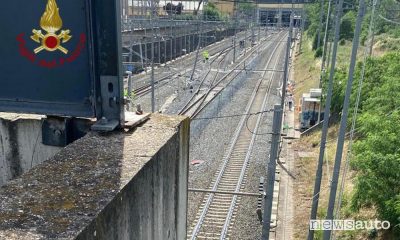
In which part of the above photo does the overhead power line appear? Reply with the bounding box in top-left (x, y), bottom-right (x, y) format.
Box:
top-left (307, 0), bottom-right (346, 236)
top-left (192, 109), bottom-right (274, 120)
top-left (379, 14), bottom-right (400, 24)
top-left (324, 0), bottom-right (366, 239)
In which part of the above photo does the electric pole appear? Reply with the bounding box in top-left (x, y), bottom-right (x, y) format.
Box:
top-left (320, 0), bottom-right (333, 77)
top-left (261, 104), bottom-right (283, 240)
top-left (333, 1), bottom-right (378, 237)
top-left (299, 8), bottom-right (306, 53)
top-left (233, 9), bottom-right (237, 63)
top-left (262, 5), bottom-right (293, 239)
top-left (316, 0), bottom-right (325, 49)
top-left (307, 0), bottom-right (345, 237)
top-left (150, 0), bottom-right (156, 112)
top-left (323, 0), bottom-right (365, 239)
top-left (280, 8), bottom-right (293, 107)
top-left (151, 39), bottom-right (155, 112)
top-left (317, 0), bottom-right (333, 124)
top-left (189, 20), bottom-right (203, 83)
top-left (369, 0), bottom-right (379, 56)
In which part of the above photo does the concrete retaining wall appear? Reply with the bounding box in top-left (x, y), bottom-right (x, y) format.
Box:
top-left (0, 114), bottom-right (189, 240)
top-left (0, 113), bottom-right (61, 187)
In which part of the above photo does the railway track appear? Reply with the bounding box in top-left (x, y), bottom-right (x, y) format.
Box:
top-left (178, 32), bottom-right (281, 119)
top-left (133, 74), bottom-right (174, 97)
top-left (129, 30), bottom-right (256, 97)
top-left (177, 46), bottom-right (235, 116)
top-left (133, 45), bottom-right (233, 97)
top-left (187, 32), bottom-right (287, 240)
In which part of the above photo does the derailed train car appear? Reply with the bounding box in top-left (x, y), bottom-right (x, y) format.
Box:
top-left (299, 88), bottom-right (324, 130)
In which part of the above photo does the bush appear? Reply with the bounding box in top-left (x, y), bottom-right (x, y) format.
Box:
top-left (312, 33), bottom-right (319, 50)
top-left (349, 53), bottom-right (400, 231)
top-left (307, 22), bottom-right (319, 38)
top-left (322, 68), bottom-right (346, 114)
top-left (340, 11), bottom-right (356, 40)
top-left (389, 27), bottom-right (400, 38)
top-left (203, 3), bottom-right (221, 21)
top-left (314, 47), bottom-right (323, 58)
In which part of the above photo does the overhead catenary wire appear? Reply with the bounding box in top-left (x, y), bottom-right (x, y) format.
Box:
top-left (123, 9), bottom-right (266, 109)
top-left (245, 113), bottom-right (275, 136)
top-left (307, 0), bottom-right (346, 236)
top-left (318, 105), bottom-right (400, 146)
top-left (247, 35), bottom-right (287, 137)
top-left (332, 1), bottom-right (384, 238)
top-left (192, 109), bottom-right (274, 120)
top-left (262, 7), bottom-right (294, 240)
top-left (324, 0), bottom-right (366, 238)
top-left (379, 14), bottom-right (400, 24)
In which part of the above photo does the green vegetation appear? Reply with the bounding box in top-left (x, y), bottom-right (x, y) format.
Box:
top-left (124, 89), bottom-right (135, 99)
top-left (314, 47), bottom-right (323, 58)
top-left (350, 53), bottom-right (400, 234)
top-left (340, 11), bottom-right (356, 40)
top-left (203, 3), bottom-right (222, 21)
top-left (293, 34), bottom-right (320, 103)
top-left (374, 34), bottom-right (400, 52)
top-left (299, 0), bottom-right (400, 237)
top-left (305, 0), bottom-right (400, 49)
top-left (304, 2), bottom-right (322, 39)
top-left (238, 0), bottom-right (256, 17)
top-left (319, 51), bottom-right (400, 237)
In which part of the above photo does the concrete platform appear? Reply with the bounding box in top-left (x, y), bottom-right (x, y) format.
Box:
top-left (0, 114), bottom-right (189, 240)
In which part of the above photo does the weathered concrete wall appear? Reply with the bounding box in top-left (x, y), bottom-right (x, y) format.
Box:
top-left (0, 113), bottom-right (61, 187)
top-left (0, 114), bottom-right (189, 240)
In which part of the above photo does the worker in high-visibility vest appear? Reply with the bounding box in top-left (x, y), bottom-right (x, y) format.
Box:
top-left (202, 50), bottom-right (209, 62)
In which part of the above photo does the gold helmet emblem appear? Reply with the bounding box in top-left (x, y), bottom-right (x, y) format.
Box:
top-left (31, 0), bottom-right (72, 54)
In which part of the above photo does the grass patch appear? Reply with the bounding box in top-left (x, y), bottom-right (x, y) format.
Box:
top-left (374, 34), bottom-right (400, 55)
top-left (293, 34), bottom-right (320, 111)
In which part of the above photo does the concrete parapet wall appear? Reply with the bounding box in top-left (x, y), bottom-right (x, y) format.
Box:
top-left (0, 114), bottom-right (189, 240)
top-left (0, 113), bottom-right (61, 187)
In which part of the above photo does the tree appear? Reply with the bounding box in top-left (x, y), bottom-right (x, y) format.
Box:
top-left (321, 67), bottom-right (346, 115)
top-left (238, 0), bottom-right (255, 17)
top-left (203, 3), bottom-right (222, 21)
top-left (340, 11), bottom-right (356, 40)
top-left (349, 52), bottom-right (400, 234)
top-left (351, 111), bottom-right (400, 229)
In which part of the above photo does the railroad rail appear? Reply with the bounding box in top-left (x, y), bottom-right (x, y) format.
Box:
top-left (177, 46), bottom-right (235, 116)
top-left (133, 45), bottom-right (233, 97)
top-left (128, 30), bottom-right (257, 97)
top-left (178, 31), bottom-right (281, 119)
top-left (187, 32), bottom-right (287, 240)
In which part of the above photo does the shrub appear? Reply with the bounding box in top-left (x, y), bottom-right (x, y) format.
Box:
top-left (340, 11), bottom-right (356, 40)
top-left (312, 33), bottom-right (319, 50)
top-left (314, 47), bottom-right (323, 58)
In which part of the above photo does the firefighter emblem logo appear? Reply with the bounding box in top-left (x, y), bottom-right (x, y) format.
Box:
top-left (31, 0), bottom-right (72, 54)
